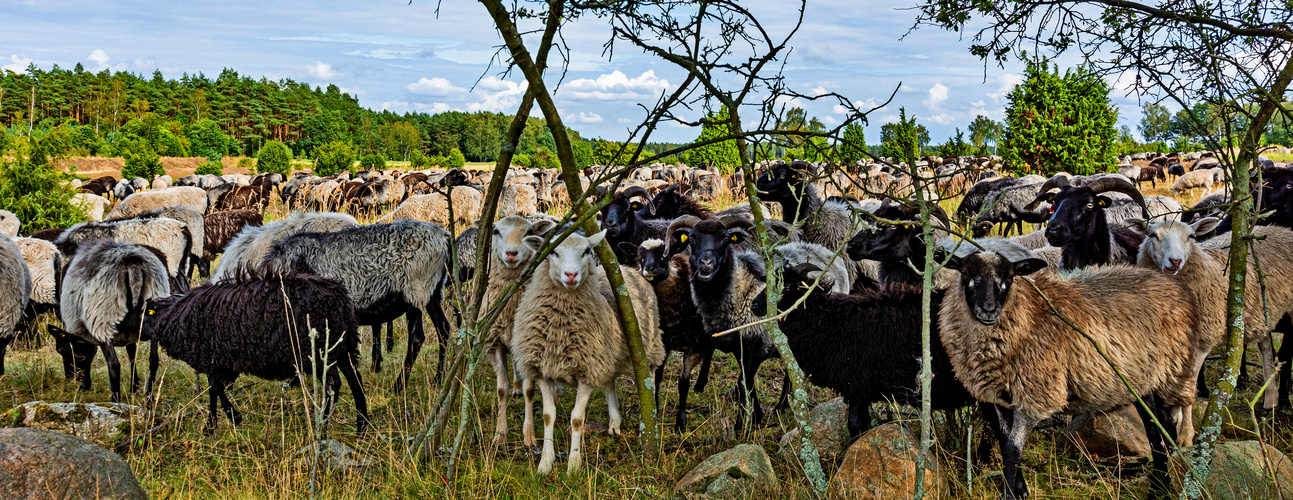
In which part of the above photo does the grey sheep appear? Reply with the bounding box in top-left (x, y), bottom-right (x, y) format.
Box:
top-left (211, 211), bottom-right (357, 281)
top-left (109, 186), bottom-right (210, 218)
top-left (0, 236), bottom-right (32, 375)
top-left (56, 217), bottom-right (193, 293)
top-left (108, 205), bottom-right (206, 281)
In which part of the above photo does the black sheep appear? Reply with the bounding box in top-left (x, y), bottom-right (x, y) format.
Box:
top-left (1024, 175), bottom-right (1147, 270)
top-left (144, 273), bottom-right (370, 433)
top-left (751, 263), bottom-right (1000, 449)
top-left (636, 238), bottom-right (713, 432)
top-left (647, 184), bottom-right (711, 220)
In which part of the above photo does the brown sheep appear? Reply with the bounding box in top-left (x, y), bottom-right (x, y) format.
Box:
top-left (201, 210), bottom-right (265, 277)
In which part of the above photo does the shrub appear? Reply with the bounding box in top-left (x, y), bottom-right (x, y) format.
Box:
top-left (120, 137), bottom-right (166, 181)
top-left (1001, 59), bottom-right (1117, 176)
top-left (512, 153), bottom-right (533, 168)
top-left (358, 153), bottom-right (386, 171)
top-left (444, 148), bottom-right (466, 169)
top-left (410, 149), bottom-right (429, 168)
top-left (238, 157), bottom-right (255, 171)
top-left (186, 119), bottom-right (231, 162)
top-left (256, 140), bottom-right (292, 175)
top-left (195, 160), bottom-right (223, 176)
top-left (0, 156), bottom-right (86, 232)
top-left (313, 141), bottom-right (356, 176)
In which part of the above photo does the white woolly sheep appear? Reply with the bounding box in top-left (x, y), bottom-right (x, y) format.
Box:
top-left (0, 236), bottom-right (32, 375)
top-left (108, 206), bottom-right (206, 281)
top-left (56, 217), bottom-right (193, 293)
top-left (108, 186), bottom-right (209, 218)
top-left (71, 193), bottom-right (109, 221)
top-left (0, 210), bottom-right (18, 237)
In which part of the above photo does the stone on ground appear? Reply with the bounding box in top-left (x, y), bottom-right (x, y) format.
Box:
top-left (779, 397), bottom-right (851, 466)
top-left (829, 422), bottom-right (942, 500)
top-left (1169, 440), bottom-right (1293, 500)
top-left (0, 428), bottom-right (146, 499)
top-left (675, 443), bottom-right (779, 498)
top-left (2, 401), bottom-right (145, 445)
top-left (1063, 405), bottom-right (1150, 458)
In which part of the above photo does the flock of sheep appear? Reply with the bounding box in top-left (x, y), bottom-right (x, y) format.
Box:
top-left (0, 151), bottom-right (1290, 498)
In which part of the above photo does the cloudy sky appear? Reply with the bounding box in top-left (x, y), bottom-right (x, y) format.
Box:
top-left (0, 0), bottom-right (1148, 144)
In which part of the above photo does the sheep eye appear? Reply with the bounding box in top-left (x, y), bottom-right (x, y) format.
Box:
top-left (1086, 203), bottom-right (1094, 209)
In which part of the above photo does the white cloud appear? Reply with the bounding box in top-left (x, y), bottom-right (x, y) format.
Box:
top-left (566, 112), bottom-right (603, 123)
top-left (2, 54), bottom-right (33, 73)
top-left (303, 61), bottom-right (343, 80)
top-left (339, 86), bottom-right (366, 96)
top-left (927, 112), bottom-right (955, 125)
top-left (88, 49), bottom-right (110, 67)
top-left (563, 70), bottom-right (670, 101)
top-left (407, 77), bottom-right (465, 96)
top-left (462, 76), bottom-right (527, 112)
top-left (415, 102), bottom-right (453, 113)
top-left (821, 115), bottom-right (839, 125)
top-left (924, 83), bottom-right (949, 109)
top-left (987, 73), bottom-right (1023, 104)
top-left (899, 83), bottom-right (920, 93)
top-left (811, 86), bottom-right (829, 97)
top-left (381, 101), bottom-right (409, 112)
top-left (617, 117), bottom-right (631, 124)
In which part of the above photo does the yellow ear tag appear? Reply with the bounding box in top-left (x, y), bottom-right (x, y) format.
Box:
top-left (147, 309), bottom-right (155, 316)
top-left (679, 234), bottom-right (687, 242)
top-left (730, 234), bottom-right (739, 242)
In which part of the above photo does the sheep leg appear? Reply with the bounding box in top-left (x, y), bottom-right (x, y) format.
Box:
top-left (426, 294), bottom-right (453, 381)
top-left (734, 354), bottom-right (765, 429)
top-left (567, 381), bottom-right (594, 474)
top-left (146, 340), bottom-right (160, 396)
top-left (369, 323), bottom-right (384, 374)
top-left (324, 368), bottom-right (342, 433)
top-left (522, 378), bottom-right (537, 447)
top-left (675, 352), bottom-right (703, 432)
top-left (51, 331), bottom-right (76, 380)
top-left (1260, 334), bottom-right (1278, 410)
top-left (491, 346), bottom-right (510, 445)
top-left (74, 339), bottom-right (97, 392)
top-left (125, 343), bottom-right (139, 394)
top-left (510, 355), bottom-right (523, 397)
top-left (216, 374), bottom-right (242, 426)
top-left (337, 353), bottom-right (370, 434)
top-left (0, 335), bottom-right (10, 376)
top-left (536, 379), bottom-right (558, 475)
top-left (101, 343), bottom-right (123, 403)
top-left (394, 309), bottom-right (424, 394)
top-left (974, 402), bottom-right (1003, 465)
top-left (605, 381), bottom-right (622, 436)
top-left (694, 349), bottom-right (714, 393)
top-left (1134, 395), bottom-right (1175, 499)
top-left (1278, 316), bottom-right (1293, 409)
top-left (773, 370), bottom-right (792, 411)
top-left (205, 374), bottom-right (222, 434)
top-left (996, 406), bottom-right (1038, 500)
top-left (385, 321), bottom-right (395, 353)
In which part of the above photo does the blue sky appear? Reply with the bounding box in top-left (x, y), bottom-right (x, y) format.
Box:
top-left (0, 0), bottom-right (1148, 144)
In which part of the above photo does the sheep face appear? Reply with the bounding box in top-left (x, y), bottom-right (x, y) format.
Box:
top-left (493, 216), bottom-right (555, 269)
top-left (636, 239), bottom-right (669, 284)
top-left (1127, 218), bottom-right (1220, 275)
top-left (755, 161), bottom-right (810, 205)
top-left (846, 220), bottom-right (918, 261)
top-left (1257, 167), bottom-right (1293, 223)
top-left (680, 221), bottom-right (748, 282)
top-left (649, 185), bottom-right (688, 220)
top-left (945, 248), bottom-right (1047, 325)
top-left (527, 230), bottom-right (605, 290)
top-left (599, 189), bottom-right (652, 239)
top-left (1038, 186), bottom-right (1112, 248)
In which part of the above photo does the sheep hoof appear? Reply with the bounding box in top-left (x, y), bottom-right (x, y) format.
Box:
top-left (537, 458), bottom-right (554, 475)
top-left (566, 452), bottom-right (582, 474)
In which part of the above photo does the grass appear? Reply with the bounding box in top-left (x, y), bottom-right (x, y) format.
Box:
top-left (3, 191), bottom-right (1292, 498)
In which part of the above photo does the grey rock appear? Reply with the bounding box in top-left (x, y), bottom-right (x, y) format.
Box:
top-left (779, 397), bottom-right (851, 465)
top-left (0, 428), bottom-right (146, 499)
top-left (1063, 405), bottom-right (1150, 458)
top-left (3, 401), bottom-right (145, 444)
top-left (675, 443), bottom-right (778, 498)
top-left (829, 422), bottom-right (942, 500)
top-left (1170, 440), bottom-right (1293, 500)
top-left (292, 439), bottom-right (374, 473)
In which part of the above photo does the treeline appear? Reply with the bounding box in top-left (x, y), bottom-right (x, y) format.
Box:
top-left (0, 62), bottom-right (605, 168)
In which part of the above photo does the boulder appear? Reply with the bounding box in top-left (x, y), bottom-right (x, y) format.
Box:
top-left (292, 439), bottom-right (375, 473)
top-left (829, 422), bottom-right (941, 500)
top-left (1063, 405), bottom-right (1150, 458)
top-left (674, 444), bottom-right (778, 498)
top-left (1170, 440), bottom-right (1293, 500)
top-left (3, 401), bottom-right (145, 445)
top-left (779, 397), bottom-right (851, 465)
top-left (0, 428), bottom-right (146, 499)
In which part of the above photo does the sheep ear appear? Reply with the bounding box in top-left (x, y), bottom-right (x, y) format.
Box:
top-left (530, 219), bottom-right (557, 236)
top-left (942, 253), bottom-right (964, 271)
top-left (587, 230), bottom-right (607, 247)
top-left (617, 241), bottom-right (638, 256)
top-left (1193, 217), bottom-right (1221, 236)
top-left (1124, 218), bottom-right (1150, 236)
top-left (1013, 258), bottom-right (1048, 276)
top-left (669, 229), bottom-right (691, 256)
top-left (522, 235), bottom-right (544, 253)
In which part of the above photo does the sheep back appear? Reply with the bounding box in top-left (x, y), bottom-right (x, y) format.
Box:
top-left (57, 218), bottom-right (191, 280)
top-left (202, 210), bottom-right (264, 262)
top-left (108, 186), bottom-right (208, 218)
top-left (212, 211), bottom-right (357, 280)
top-left (60, 241), bottom-right (170, 345)
top-left (14, 237), bottom-right (56, 306)
top-left (0, 237), bottom-right (31, 338)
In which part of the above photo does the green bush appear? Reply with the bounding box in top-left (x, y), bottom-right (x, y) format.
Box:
top-left (195, 160), bottom-right (223, 176)
top-left (1001, 59), bottom-right (1117, 176)
top-left (0, 156), bottom-right (86, 232)
top-left (256, 140), bottom-right (291, 175)
top-left (444, 148), bottom-right (466, 169)
top-left (186, 119), bottom-right (231, 162)
top-left (313, 141), bottom-right (356, 176)
top-left (238, 157), bottom-right (255, 171)
top-left (410, 149), bottom-right (429, 168)
top-left (358, 153), bottom-right (386, 171)
top-left (512, 153), bottom-right (533, 168)
top-left (120, 138), bottom-right (166, 181)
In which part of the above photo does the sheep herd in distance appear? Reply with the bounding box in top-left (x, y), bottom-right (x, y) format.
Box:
top-left (1, 149), bottom-right (1291, 498)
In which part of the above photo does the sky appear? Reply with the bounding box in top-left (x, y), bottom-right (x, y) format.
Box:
top-left (0, 0), bottom-right (1150, 144)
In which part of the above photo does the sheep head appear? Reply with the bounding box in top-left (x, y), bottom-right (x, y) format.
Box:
top-left (636, 239), bottom-right (671, 284)
top-left (674, 218), bottom-right (751, 283)
top-left (665, 215), bottom-right (702, 257)
top-left (755, 160), bottom-right (812, 204)
top-left (1026, 174), bottom-right (1148, 248)
top-left (1255, 166), bottom-right (1293, 226)
top-left (600, 186), bottom-right (654, 238)
top-left (943, 242), bottom-right (1047, 325)
top-left (524, 229), bottom-right (605, 290)
top-left (750, 262), bottom-right (832, 318)
top-left (649, 184), bottom-right (689, 220)
top-left (1125, 217), bottom-right (1220, 275)
top-left (493, 215), bottom-right (557, 269)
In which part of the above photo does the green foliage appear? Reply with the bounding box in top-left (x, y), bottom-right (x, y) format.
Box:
top-left (0, 156), bottom-right (86, 232)
top-left (186, 119), bottom-right (231, 162)
top-left (690, 106), bottom-right (741, 172)
top-left (313, 141), bottom-right (356, 176)
top-left (571, 140), bottom-right (594, 168)
top-left (1000, 59), bottom-right (1118, 176)
top-left (195, 160), bottom-right (223, 176)
top-left (119, 137), bottom-right (166, 180)
top-left (1139, 103), bottom-right (1174, 143)
top-left (592, 139), bottom-right (642, 167)
top-left (512, 152), bottom-right (534, 168)
top-left (880, 108), bottom-right (924, 163)
top-left (381, 121), bottom-right (423, 161)
top-left (444, 148), bottom-right (466, 169)
top-left (1265, 101), bottom-right (1292, 146)
top-left (1110, 125), bottom-right (1144, 157)
top-left (967, 115), bottom-right (1004, 150)
top-left (938, 128), bottom-right (972, 158)
top-left (840, 123), bottom-right (868, 162)
top-left (256, 140), bottom-right (292, 175)
top-left (0, 128), bottom-right (10, 155)
top-left (799, 136), bottom-right (834, 162)
top-left (529, 145), bottom-right (558, 169)
top-left (358, 153), bottom-right (386, 171)
top-left (410, 149), bottom-right (429, 168)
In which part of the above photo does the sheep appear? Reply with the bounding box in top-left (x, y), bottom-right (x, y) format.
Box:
top-left (142, 273), bottom-right (369, 433)
top-left (0, 237), bottom-right (31, 376)
top-left (1137, 165), bottom-right (1166, 188)
top-left (56, 217), bottom-right (193, 293)
top-left (755, 160), bottom-right (860, 250)
top-left (1171, 168), bottom-right (1216, 196)
top-left (957, 177), bottom-right (1024, 220)
top-left (600, 186), bottom-right (659, 265)
top-left (108, 206), bottom-right (206, 281)
top-left (971, 179), bottom-right (1050, 238)
top-left (499, 183), bottom-right (538, 217)
top-left (261, 218), bottom-right (453, 391)
top-left (56, 241), bottom-right (171, 402)
top-left (79, 180), bottom-right (111, 198)
top-left (71, 193), bottom-right (109, 221)
top-left (1183, 190), bottom-right (1229, 223)
top-left (511, 230), bottom-right (665, 474)
top-left (0, 210), bottom-right (18, 237)
top-left (213, 184), bottom-right (267, 211)
top-left (1133, 218), bottom-right (1293, 410)
top-left (845, 203), bottom-right (959, 290)
top-left (201, 210), bottom-right (264, 277)
top-left (211, 211), bottom-right (357, 281)
top-left (481, 216), bottom-right (557, 445)
top-left (939, 241), bottom-right (1199, 499)
top-left (128, 177), bottom-right (148, 191)
top-left (378, 189), bottom-right (483, 229)
top-left (112, 181), bottom-right (135, 201)
top-left (151, 175), bottom-right (172, 190)
top-left (1023, 174), bottom-right (1148, 270)
top-left (25, 228), bottom-right (65, 242)
top-left (648, 184), bottom-right (711, 220)
top-left (108, 186), bottom-right (209, 218)
top-left (1211, 165), bottom-right (1293, 234)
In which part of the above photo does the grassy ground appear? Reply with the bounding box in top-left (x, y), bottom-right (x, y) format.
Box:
top-left (3, 186), bottom-right (1291, 498)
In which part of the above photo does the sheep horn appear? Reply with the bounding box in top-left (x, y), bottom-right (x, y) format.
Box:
top-left (719, 214), bottom-right (755, 231)
top-left (665, 215), bottom-right (702, 256)
top-left (1085, 176), bottom-right (1150, 218)
top-left (1023, 174), bottom-right (1072, 211)
top-left (621, 185), bottom-right (656, 215)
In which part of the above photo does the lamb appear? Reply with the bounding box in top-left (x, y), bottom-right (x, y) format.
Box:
top-left (1170, 168), bottom-right (1217, 196)
top-left (108, 186), bottom-right (209, 218)
top-left (201, 210), bottom-right (264, 277)
top-left (1131, 218), bottom-right (1293, 410)
top-left (143, 273), bottom-right (369, 433)
top-left (481, 216), bottom-right (557, 445)
top-left (0, 210), bottom-right (18, 237)
top-left (56, 241), bottom-right (171, 402)
top-left (261, 219), bottom-right (453, 391)
top-left (108, 206), bottom-right (206, 280)
top-left (71, 193), bottom-right (109, 221)
top-left (939, 242), bottom-right (1200, 499)
top-left (211, 211), bottom-right (357, 281)
top-left (511, 230), bottom-right (665, 474)
top-left (1023, 174), bottom-right (1148, 270)
top-left (0, 237), bottom-right (32, 376)
top-left (56, 217), bottom-right (193, 293)
top-left (635, 237), bottom-right (713, 432)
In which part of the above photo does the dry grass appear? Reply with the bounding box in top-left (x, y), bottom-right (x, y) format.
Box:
top-left (3, 175), bottom-right (1291, 498)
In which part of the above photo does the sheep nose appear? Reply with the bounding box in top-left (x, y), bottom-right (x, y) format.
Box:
top-left (1168, 258), bottom-right (1182, 269)
top-left (563, 271), bottom-right (579, 283)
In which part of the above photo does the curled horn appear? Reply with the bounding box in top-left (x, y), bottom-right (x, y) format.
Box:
top-left (1084, 176), bottom-right (1150, 218)
top-left (719, 214), bottom-right (755, 231)
top-left (665, 215), bottom-right (702, 256)
top-left (620, 186), bottom-right (655, 215)
top-left (1023, 174), bottom-right (1073, 211)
